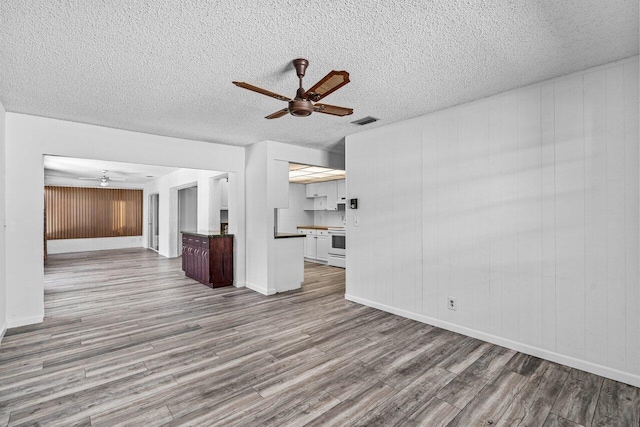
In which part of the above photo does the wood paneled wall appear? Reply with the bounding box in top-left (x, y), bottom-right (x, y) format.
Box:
top-left (346, 57), bottom-right (640, 386)
top-left (45, 186), bottom-right (143, 240)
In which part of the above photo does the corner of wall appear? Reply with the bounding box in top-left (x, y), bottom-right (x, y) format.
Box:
top-left (0, 100), bottom-right (6, 343)
top-left (0, 322), bottom-right (6, 345)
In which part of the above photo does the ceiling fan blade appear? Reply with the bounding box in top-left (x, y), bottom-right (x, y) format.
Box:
top-left (232, 82), bottom-right (290, 102)
top-left (78, 177), bottom-right (99, 180)
top-left (265, 108), bottom-right (289, 119)
top-left (303, 71), bottom-right (350, 102)
top-left (108, 177), bottom-right (127, 181)
top-left (314, 103), bottom-right (353, 116)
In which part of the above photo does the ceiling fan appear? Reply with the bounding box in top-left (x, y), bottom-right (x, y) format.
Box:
top-left (78, 170), bottom-right (126, 187)
top-left (233, 58), bottom-right (353, 119)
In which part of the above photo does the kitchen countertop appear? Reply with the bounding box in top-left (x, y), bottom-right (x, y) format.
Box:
top-left (181, 231), bottom-right (234, 238)
top-left (296, 225), bottom-right (345, 230)
top-left (275, 233), bottom-right (305, 239)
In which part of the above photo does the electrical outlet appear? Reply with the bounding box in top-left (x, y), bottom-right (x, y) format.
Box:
top-left (353, 216), bottom-right (360, 227)
top-left (447, 297), bottom-right (457, 311)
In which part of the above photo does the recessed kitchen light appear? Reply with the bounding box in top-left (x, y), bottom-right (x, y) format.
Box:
top-left (288, 163), bottom-right (345, 184)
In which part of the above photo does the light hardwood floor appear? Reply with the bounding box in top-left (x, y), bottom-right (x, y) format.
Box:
top-left (1, 248), bottom-right (638, 426)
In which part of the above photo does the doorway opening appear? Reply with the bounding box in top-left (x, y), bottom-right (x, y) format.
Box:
top-left (148, 193), bottom-right (159, 251)
top-left (177, 186), bottom-right (198, 255)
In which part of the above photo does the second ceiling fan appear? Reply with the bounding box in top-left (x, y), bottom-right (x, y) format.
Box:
top-left (233, 58), bottom-right (353, 119)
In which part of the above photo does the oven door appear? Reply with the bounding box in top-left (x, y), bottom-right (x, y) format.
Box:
top-left (328, 231), bottom-right (346, 256)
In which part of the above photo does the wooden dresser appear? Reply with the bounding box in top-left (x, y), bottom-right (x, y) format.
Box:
top-left (181, 231), bottom-right (233, 288)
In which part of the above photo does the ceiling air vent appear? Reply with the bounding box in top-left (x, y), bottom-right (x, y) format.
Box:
top-left (351, 116), bottom-right (379, 125)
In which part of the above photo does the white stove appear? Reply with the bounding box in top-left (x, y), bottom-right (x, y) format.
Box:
top-left (327, 227), bottom-right (346, 268)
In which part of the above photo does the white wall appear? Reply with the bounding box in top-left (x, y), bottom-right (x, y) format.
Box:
top-left (278, 183), bottom-right (313, 233)
top-left (47, 236), bottom-right (143, 254)
top-left (4, 114), bottom-right (246, 328)
top-left (245, 140), bottom-right (344, 295)
top-left (0, 101), bottom-right (6, 340)
top-left (245, 142), bottom-right (270, 294)
top-left (314, 209), bottom-right (346, 227)
top-left (346, 57), bottom-right (640, 387)
top-left (178, 185), bottom-right (198, 253)
top-left (44, 175), bottom-right (145, 189)
top-left (143, 168), bottom-right (233, 259)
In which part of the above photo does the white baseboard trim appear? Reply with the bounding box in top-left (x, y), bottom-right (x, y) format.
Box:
top-left (234, 282), bottom-right (246, 288)
top-left (345, 293), bottom-right (640, 388)
top-left (7, 315), bottom-right (44, 329)
top-left (245, 282), bottom-right (276, 296)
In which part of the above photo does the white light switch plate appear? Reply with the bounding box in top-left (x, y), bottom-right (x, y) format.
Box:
top-left (353, 216), bottom-right (360, 227)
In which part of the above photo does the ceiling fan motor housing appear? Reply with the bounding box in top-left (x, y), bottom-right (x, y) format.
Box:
top-left (292, 58), bottom-right (308, 78)
top-left (288, 99), bottom-right (314, 117)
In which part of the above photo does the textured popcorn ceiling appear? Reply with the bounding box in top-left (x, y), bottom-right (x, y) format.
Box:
top-left (0, 1), bottom-right (637, 153)
top-left (44, 156), bottom-right (180, 188)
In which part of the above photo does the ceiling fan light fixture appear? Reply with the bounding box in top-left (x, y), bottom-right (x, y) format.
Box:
top-left (288, 99), bottom-right (314, 117)
top-left (233, 58), bottom-right (353, 119)
top-left (100, 180), bottom-right (109, 187)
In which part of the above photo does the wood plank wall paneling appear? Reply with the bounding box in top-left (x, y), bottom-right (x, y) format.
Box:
top-left (345, 58), bottom-right (640, 383)
top-left (44, 186), bottom-right (143, 240)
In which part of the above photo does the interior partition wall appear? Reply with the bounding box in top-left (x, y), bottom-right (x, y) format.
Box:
top-left (345, 57), bottom-right (640, 387)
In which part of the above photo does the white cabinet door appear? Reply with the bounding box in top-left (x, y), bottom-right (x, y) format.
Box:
top-left (305, 183), bottom-right (316, 198)
top-left (306, 182), bottom-right (327, 198)
top-left (316, 235), bottom-right (329, 262)
top-left (326, 180), bottom-right (338, 211)
top-left (298, 229), bottom-right (307, 256)
top-left (337, 179), bottom-right (346, 202)
top-left (315, 182), bottom-right (327, 197)
top-left (305, 234), bottom-right (317, 259)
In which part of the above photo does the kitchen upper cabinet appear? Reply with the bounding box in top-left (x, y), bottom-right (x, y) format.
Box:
top-left (337, 179), bottom-right (346, 203)
top-left (303, 196), bottom-right (326, 211)
top-left (306, 182), bottom-right (327, 198)
top-left (326, 180), bottom-right (338, 211)
top-left (305, 183), bottom-right (316, 198)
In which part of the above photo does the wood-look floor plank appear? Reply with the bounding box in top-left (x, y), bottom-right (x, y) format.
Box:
top-left (305, 381), bottom-right (398, 427)
top-left (590, 378), bottom-right (640, 426)
top-left (0, 249), bottom-right (636, 426)
top-left (542, 413), bottom-right (584, 427)
top-left (496, 361), bottom-right (570, 427)
top-left (349, 366), bottom-right (458, 426)
top-left (447, 370), bottom-right (528, 426)
top-left (261, 390), bottom-right (341, 427)
top-left (551, 369), bottom-right (604, 426)
top-left (402, 396), bottom-right (461, 427)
